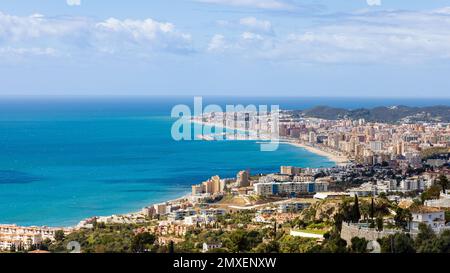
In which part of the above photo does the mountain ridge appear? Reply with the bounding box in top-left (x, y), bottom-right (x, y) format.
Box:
top-left (297, 105), bottom-right (450, 123)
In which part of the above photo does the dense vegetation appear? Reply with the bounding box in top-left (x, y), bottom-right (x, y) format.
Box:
top-left (11, 195), bottom-right (449, 254)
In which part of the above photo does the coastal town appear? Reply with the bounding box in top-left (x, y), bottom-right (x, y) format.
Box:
top-left (1, 109), bottom-right (450, 253)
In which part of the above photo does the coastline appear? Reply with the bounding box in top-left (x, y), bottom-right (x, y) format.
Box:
top-left (284, 141), bottom-right (350, 166)
top-left (0, 120), bottom-right (347, 231)
top-left (193, 119), bottom-right (350, 166)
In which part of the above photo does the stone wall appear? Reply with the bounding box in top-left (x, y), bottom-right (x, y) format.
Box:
top-left (340, 223), bottom-right (403, 245)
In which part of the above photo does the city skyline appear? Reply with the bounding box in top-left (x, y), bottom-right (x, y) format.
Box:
top-left (2, 0), bottom-right (450, 97)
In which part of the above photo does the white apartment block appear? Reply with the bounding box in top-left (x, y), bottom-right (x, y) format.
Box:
top-left (254, 181), bottom-right (329, 196)
top-left (0, 225), bottom-right (60, 251)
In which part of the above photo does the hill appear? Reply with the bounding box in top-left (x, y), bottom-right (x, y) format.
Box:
top-left (299, 105), bottom-right (450, 123)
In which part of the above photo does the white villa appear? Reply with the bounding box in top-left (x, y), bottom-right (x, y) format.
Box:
top-left (409, 206), bottom-right (449, 233)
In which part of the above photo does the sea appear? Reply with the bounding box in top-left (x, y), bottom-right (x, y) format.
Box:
top-left (1, 96), bottom-right (449, 227)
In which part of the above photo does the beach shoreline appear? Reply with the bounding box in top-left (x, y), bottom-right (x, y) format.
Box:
top-left (284, 141), bottom-right (350, 166)
top-left (0, 121), bottom-right (348, 230)
top-left (193, 119), bottom-right (350, 166)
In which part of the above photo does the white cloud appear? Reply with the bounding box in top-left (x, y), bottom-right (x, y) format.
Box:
top-left (95, 18), bottom-right (192, 54)
top-left (0, 12), bottom-right (88, 41)
top-left (0, 47), bottom-right (58, 57)
top-left (66, 0), bottom-right (81, 6)
top-left (207, 34), bottom-right (229, 52)
top-left (0, 12), bottom-right (193, 58)
top-left (206, 8), bottom-right (450, 64)
top-left (239, 17), bottom-right (273, 34)
top-left (366, 0), bottom-right (381, 7)
top-left (216, 17), bottom-right (273, 35)
top-left (195, 0), bottom-right (292, 10)
top-left (207, 31), bottom-right (274, 55)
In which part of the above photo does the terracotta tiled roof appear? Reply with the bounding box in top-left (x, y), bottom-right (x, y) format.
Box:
top-left (410, 206), bottom-right (443, 214)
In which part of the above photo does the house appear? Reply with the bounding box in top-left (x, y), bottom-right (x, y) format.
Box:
top-left (278, 202), bottom-right (310, 213)
top-left (202, 242), bottom-right (222, 253)
top-left (409, 206), bottom-right (449, 233)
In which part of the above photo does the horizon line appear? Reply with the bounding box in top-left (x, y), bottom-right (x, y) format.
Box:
top-left (1, 94), bottom-right (450, 100)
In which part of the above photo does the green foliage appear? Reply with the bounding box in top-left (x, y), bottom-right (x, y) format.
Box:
top-left (253, 240), bottom-right (280, 253)
top-left (314, 230), bottom-right (347, 253)
top-left (131, 232), bottom-right (156, 253)
top-left (376, 216), bottom-right (384, 231)
top-left (352, 195), bottom-right (361, 223)
top-left (219, 211), bottom-right (254, 226)
top-left (378, 233), bottom-right (415, 253)
top-left (437, 174), bottom-right (449, 192)
top-left (221, 229), bottom-right (263, 253)
top-left (277, 235), bottom-right (317, 253)
top-left (54, 230), bottom-right (65, 242)
top-left (350, 237), bottom-right (368, 253)
top-left (49, 224), bottom-right (151, 253)
top-left (415, 223), bottom-right (436, 252)
top-left (421, 185), bottom-right (443, 202)
top-left (394, 207), bottom-right (412, 230)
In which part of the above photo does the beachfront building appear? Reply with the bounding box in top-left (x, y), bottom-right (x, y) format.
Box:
top-left (236, 170), bottom-right (250, 187)
top-left (154, 203), bottom-right (168, 215)
top-left (191, 175), bottom-right (226, 195)
top-left (280, 166), bottom-right (301, 176)
top-left (167, 209), bottom-right (196, 221)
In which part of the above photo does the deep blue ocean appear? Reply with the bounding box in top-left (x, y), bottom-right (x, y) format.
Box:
top-left (1, 96), bottom-right (449, 227)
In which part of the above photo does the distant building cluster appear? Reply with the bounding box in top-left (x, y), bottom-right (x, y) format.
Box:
top-left (197, 110), bottom-right (450, 169)
top-left (191, 175), bottom-right (227, 195)
top-left (0, 225), bottom-right (62, 251)
top-left (279, 117), bottom-right (450, 167)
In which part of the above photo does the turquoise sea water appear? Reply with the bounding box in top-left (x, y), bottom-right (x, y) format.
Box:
top-left (1, 97), bottom-right (449, 227)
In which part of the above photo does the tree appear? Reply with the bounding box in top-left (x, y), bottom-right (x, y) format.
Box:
top-left (437, 174), bottom-right (448, 193)
top-left (378, 192), bottom-right (387, 199)
top-left (131, 232), bottom-right (156, 253)
top-left (379, 233), bottom-right (415, 253)
top-left (322, 236), bottom-right (348, 253)
top-left (54, 230), bottom-right (65, 242)
top-left (278, 235), bottom-right (316, 253)
top-left (169, 240), bottom-right (175, 254)
top-left (421, 185), bottom-right (442, 202)
top-left (222, 229), bottom-right (262, 253)
top-left (376, 216), bottom-right (384, 231)
top-left (370, 198), bottom-right (375, 220)
top-left (415, 223), bottom-right (436, 252)
top-left (352, 195), bottom-right (361, 223)
top-left (333, 212), bottom-right (344, 231)
top-left (254, 240), bottom-right (280, 253)
top-left (394, 207), bottom-right (412, 230)
top-left (350, 237), bottom-right (368, 253)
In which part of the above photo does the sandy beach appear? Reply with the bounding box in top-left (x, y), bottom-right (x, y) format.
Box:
top-left (192, 119), bottom-right (350, 166)
top-left (285, 141), bottom-right (350, 166)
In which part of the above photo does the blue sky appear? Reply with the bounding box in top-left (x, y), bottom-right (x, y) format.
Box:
top-left (1, 0), bottom-right (450, 97)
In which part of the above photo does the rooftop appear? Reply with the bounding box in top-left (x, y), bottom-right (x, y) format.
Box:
top-left (410, 206), bottom-right (444, 214)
